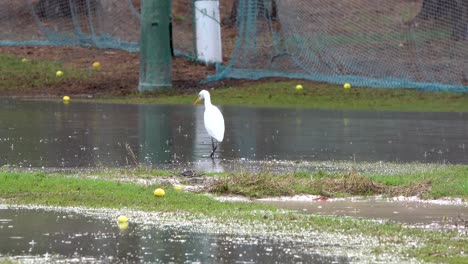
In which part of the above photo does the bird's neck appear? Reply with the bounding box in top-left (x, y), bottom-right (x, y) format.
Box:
top-left (204, 96), bottom-right (212, 107)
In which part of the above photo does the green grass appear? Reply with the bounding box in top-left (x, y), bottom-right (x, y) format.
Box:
top-left (2, 165), bottom-right (466, 207)
top-left (0, 260), bottom-right (18, 264)
top-left (369, 166), bottom-right (468, 199)
top-left (100, 81), bottom-right (468, 112)
top-left (0, 54), bottom-right (91, 92)
top-left (0, 171), bottom-right (268, 215)
top-left (3, 166), bottom-right (466, 210)
top-left (0, 169), bottom-right (466, 263)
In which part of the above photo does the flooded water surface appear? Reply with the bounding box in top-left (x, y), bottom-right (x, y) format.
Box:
top-left (258, 199), bottom-right (468, 229)
top-left (0, 99), bottom-right (467, 168)
top-left (0, 207), bottom-right (349, 263)
top-left (0, 99), bottom-right (466, 263)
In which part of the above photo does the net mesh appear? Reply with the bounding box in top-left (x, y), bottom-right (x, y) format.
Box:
top-left (0, 0), bottom-right (141, 50)
top-left (214, 0), bottom-right (468, 91)
top-left (0, 0), bottom-right (467, 91)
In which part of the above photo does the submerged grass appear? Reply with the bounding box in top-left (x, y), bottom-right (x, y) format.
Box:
top-left (101, 81), bottom-right (468, 112)
top-left (0, 169), bottom-right (466, 263)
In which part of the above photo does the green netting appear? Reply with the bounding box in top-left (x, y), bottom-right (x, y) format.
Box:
top-left (212, 0), bottom-right (468, 92)
top-left (1, 0), bottom-right (467, 92)
top-left (0, 0), bottom-right (141, 50)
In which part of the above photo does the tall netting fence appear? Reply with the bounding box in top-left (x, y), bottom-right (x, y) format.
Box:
top-left (0, 0), bottom-right (140, 50)
top-left (214, 0), bottom-right (468, 91)
top-left (0, 0), bottom-right (195, 55)
top-left (1, 0), bottom-right (467, 91)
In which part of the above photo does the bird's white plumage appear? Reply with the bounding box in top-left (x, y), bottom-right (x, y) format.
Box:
top-left (204, 104), bottom-right (224, 142)
top-left (198, 90), bottom-right (225, 142)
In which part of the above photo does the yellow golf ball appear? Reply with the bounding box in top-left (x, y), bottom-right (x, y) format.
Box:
top-left (92, 61), bottom-right (101, 69)
top-left (174, 185), bottom-right (183, 191)
top-left (344, 83), bottom-right (351, 89)
top-left (154, 188), bottom-right (165, 197)
top-left (56, 70), bottom-right (63, 77)
top-left (118, 222), bottom-right (129, 230)
top-left (21, 58), bottom-right (28, 63)
top-left (117, 215), bottom-right (129, 223)
top-left (295, 84), bottom-right (303, 91)
top-left (63, 95), bottom-right (70, 102)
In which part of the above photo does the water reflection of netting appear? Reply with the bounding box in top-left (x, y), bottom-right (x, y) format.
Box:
top-left (213, 0), bottom-right (468, 92)
top-left (1, 0), bottom-right (467, 91)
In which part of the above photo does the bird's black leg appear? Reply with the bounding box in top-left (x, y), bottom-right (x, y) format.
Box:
top-left (210, 138), bottom-right (218, 158)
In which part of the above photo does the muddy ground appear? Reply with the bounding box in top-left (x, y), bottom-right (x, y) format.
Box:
top-left (0, 44), bottom-right (275, 97)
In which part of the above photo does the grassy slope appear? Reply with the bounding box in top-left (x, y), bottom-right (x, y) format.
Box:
top-left (108, 81), bottom-right (468, 112)
top-left (2, 53), bottom-right (468, 112)
top-left (0, 54), bottom-right (90, 92)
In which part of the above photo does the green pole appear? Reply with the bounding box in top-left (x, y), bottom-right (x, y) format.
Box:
top-left (138, 0), bottom-right (172, 92)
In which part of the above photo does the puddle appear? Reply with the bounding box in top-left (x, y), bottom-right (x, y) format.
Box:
top-left (0, 207), bottom-right (350, 263)
top-left (258, 198), bottom-right (468, 229)
top-left (0, 99), bottom-right (467, 169)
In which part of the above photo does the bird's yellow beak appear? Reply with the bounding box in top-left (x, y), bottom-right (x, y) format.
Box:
top-left (193, 96), bottom-right (201, 105)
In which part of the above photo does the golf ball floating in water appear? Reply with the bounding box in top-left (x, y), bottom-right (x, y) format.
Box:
top-left (117, 215), bottom-right (128, 223)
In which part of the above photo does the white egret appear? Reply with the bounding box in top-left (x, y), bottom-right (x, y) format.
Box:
top-left (194, 90), bottom-right (225, 158)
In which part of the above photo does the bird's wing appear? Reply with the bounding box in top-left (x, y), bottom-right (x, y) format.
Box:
top-left (204, 105), bottom-right (225, 142)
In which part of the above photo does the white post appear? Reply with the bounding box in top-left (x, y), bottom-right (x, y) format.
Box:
top-left (194, 0), bottom-right (222, 63)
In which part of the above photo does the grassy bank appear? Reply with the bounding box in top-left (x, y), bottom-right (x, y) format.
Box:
top-left (209, 166), bottom-right (468, 199)
top-left (0, 171), bottom-right (270, 215)
top-left (107, 81), bottom-right (468, 112)
top-left (3, 53), bottom-right (468, 112)
top-left (43, 164), bottom-right (468, 200)
top-left (0, 169), bottom-right (466, 263)
top-left (0, 54), bottom-right (90, 92)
